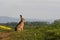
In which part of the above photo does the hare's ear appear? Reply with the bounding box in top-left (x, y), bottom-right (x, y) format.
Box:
top-left (20, 15), bottom-right (22, 18)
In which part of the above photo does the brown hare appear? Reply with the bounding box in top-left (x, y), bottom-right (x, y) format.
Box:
top-left (15, 15), bottom-right (25, 32)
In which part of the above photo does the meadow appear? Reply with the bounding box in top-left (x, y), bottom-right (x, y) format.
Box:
top-left (0, 19), bottom-right (60, 40)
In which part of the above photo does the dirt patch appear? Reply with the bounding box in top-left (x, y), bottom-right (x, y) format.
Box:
top-left (0, 32), bottom-right (10, 40)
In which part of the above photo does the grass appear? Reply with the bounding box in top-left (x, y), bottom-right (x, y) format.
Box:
top-left (0, 25), bottom-right (60, 40)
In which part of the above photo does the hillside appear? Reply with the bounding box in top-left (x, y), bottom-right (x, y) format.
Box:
top-left (0, 16), bottom-right (54, 23)
top-left (0, 26), bottom-right (60, 40)
top-left (0, 16), bottom-right (19, 23)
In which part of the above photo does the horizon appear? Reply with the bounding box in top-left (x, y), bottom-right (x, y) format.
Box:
top-left (0, 16), bottom-right (56, 23)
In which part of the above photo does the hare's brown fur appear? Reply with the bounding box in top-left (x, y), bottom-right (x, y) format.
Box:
top-left (15, 15), bottom-right (24, 32)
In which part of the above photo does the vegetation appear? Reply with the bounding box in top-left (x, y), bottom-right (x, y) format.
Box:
top-left (0, 19), bottom-right (60, 40)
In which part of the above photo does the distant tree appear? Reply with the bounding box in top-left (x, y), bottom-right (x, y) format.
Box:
top-left (52, 19), bottom-right (60, 28)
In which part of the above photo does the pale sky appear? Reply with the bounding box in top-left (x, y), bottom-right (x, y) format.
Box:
top-left (0, 0), bottom-right (60, 20)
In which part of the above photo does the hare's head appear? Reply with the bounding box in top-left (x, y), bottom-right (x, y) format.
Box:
top-left (20, 15), bottom-right (22, 18)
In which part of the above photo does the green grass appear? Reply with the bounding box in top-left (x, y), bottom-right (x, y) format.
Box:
top-left (0, 26), bottom-right (60, 40)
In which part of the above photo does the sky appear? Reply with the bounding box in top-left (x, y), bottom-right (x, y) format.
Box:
top-left (0, 0), bottom-right (60, 20)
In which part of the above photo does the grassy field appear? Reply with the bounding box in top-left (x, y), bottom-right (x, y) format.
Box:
top-left (0, 25), bottom-right (60, 40)
top-left (0, 21), bottom-right (60, 40)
